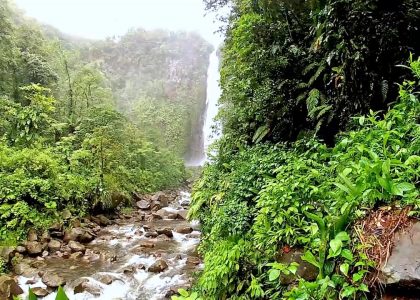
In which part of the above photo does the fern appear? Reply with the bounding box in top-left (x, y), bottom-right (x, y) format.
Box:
top-left (252, 125), bottom-right (270, 143)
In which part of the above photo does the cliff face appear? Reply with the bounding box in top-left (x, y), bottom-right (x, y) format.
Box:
top-left (78, 30), bottom-right (213, 157)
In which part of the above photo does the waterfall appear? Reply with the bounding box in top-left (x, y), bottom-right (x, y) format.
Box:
top-left (186, 49), bottom-right (221, 166)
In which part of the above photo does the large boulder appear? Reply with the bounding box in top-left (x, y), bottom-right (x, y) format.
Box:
top-left (48, 240), bottom-right (62, 252)
top-left (148, 259), bottom-right (168, 273)
top-left (136, 200), bottom-right (151, 210)
top-left (381, 222), bottom-right (420, 288)
top-left (157, 227), bottom-right (173, 238)
top-left (74, 280), bottom-right (101, 296)
top-left (0, 247), bottom-right (15, 264)
top-left (27, 229), bottom-right (38, 242)
top-left (175, 226), bottom-right (193, 234)
top-left (68, 241), bottom-right (86, 253)
top-left (0, 275), bottom-right (23, 299)
top-left (25, 241), bottom-right (43, 256)
top-left (152, 192), bottom-right (170, 208)
top-left (63, 227), bottom-right (84, 243)
top-left (42, 273), bottom-right (66, 288)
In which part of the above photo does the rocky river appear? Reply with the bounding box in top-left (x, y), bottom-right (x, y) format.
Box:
top-left (1, 190), bottom-right (202, 299)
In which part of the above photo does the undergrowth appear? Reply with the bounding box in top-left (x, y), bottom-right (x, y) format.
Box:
top-left (181, 57), bottom-right (420, 299)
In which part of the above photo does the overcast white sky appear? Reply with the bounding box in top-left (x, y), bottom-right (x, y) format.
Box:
top-left (14, 0), bottom-right (223, 46)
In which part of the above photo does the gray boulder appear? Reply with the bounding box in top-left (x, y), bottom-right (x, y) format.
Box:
top-left (41, 273), bottom-right (66, 288)
top-left (381, 222), bottom-right (420, 288)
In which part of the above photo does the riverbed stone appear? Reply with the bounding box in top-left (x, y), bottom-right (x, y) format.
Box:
top-left (139, 241), bottom-right (155, 248)
top-left (176, 210), bottom-right (188, 220)
top-left (68, 241), bottom-right (86, 253)
top-left (98, 274), bottom-right (116, 285)
top-left (70, 251), bottom-right (84, 259)
top-left (42, 273), bottom-right (66, 288)
top-left (136, 200), bottom-right (151, 210)
top-left (0, 275), bottom-right (23, 299)
top-left (148, 259), bottom-right (168, 273)
top-left (175, 226), bottom-right (193, 234)
top-left (26, 241), bottom-right (43, 256)
top-left (13, 262), bottom-right (37, 277)
top-left (16, 246), bottom-right (26, 254)
top-left (31, 287), bottom-right (50, 297)
top-left (0, 246), bottom-right (15, 264)
top-left (145, 231), bottom-right (158, 238)
top-left (48, 240), bottom-right (62, 252)
top-left (157, 228), bottom-right (173, 238)
top-left (63, 227), bottom-right (84, 242)
top-left (74, 279), bottom-right (101, 296)
top-left (381, 222), bottom-right (420, 287)
top-left (27, 229), bottom-right (38, 242)
top-left (186, 256), bottom-right (201, 266)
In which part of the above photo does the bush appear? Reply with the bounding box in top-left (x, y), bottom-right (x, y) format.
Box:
top-left (190, 57), bottom-right (420, 299)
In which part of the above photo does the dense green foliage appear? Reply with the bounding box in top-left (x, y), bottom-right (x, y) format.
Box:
top-left (189, 57), bottom-right (419, 299)
top-left (188, 1), bottom-right (420, 298)
top-left (208, 0), bottom-right (419, 151)
top-left (0, 0), bottom-right (209, 244)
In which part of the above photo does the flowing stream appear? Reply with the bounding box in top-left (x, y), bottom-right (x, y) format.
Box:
top-left (186, 49), bottom-right (221, 166)
top-left (16, 191), bottom-right (202, 300)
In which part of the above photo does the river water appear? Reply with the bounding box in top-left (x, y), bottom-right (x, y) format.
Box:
top-left (16, 192), bottom-right (202, 299)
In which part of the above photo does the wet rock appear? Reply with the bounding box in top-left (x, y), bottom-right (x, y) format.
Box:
top-left (145, 231), bottom-right (158, 238)
top-left (151, 213), bottom-right (163, 220)
top-left (157, 228), bottom-right (173, 238)
top-left (31, 287), bottom-right (50, 297)
top-left (175, 226), bottom-right (193, 234)
top-left (68, 241), bottom-right (86, 253)
top-left (40, 231), bottom-right (51, 243)
top-left (63, 227), bottom-right (84, 242)
top-left (0, 275), bottom-right (24, 299)
top-left (123, 266), bottom-right (136, 275)
top-left (15, 246), bottom-right (26, 254)
top-left (27, 229), bottom-right (38, 242)
top-left (98, 274), bottom-right (116, 285)
top-left (70, 251), bottom-right (84, 259)
top-left (167, 213), bottom-right (178, 220)
top-left (152, 192), bottom-right (170, 208)
top-left (71, 219), bottom-right (81, 228)
top-left (30, 260), bottom-right (46, 269)
top-left (74, 279), bottom-right (101, 296)
top-left (26, 241), bottom-right (43, 256)
top-left (176, 210), bottom-right (188, 220)
top-left (42, 273), bottom-right (66, 288)
top-left (154, 209), bottom-right (170, 219)
top-left (48, 223), bottom-right (64, 238)
top-left (13, 262), bottom-right (37, 277)
top-left (381, 222), bottom-right (420, 287)
top-left (136, 200), bottom-right (151, 210)
top-left (148, 259), bottom-right (168, 273)
top-left (42, 251), bottom-right (49, 258)
top-left (277, 249), bottom-right (318, 283)
top-left (25, 279), bottom-right (37, 285)
top-left (97, 215), bottom-right (112, 226)
top-left (48, 240), bottom-right (62, 252)
top-left (186, 256), bottom-right (201, 266)
top-left (0, 246), bottom-right (15, 264)
top-left (79, 230), bottom-right (95, 243)
top-left (139, 241), bottom-right (155, 248)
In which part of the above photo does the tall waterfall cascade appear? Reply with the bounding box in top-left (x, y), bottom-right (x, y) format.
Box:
top-left (186, 49), bottom-right (221, 166)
